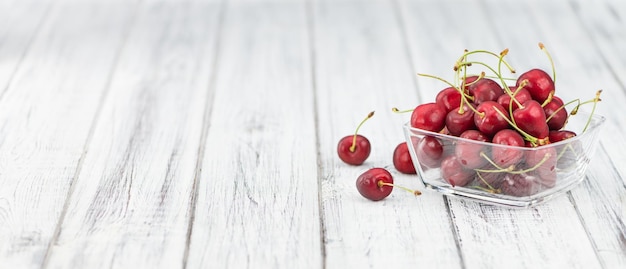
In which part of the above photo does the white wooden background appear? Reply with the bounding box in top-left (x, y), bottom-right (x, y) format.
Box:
top-left (0, 0), bottom-right (625, 268)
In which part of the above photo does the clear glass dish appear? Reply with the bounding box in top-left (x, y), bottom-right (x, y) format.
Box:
top-left (403, 112), bottom-right (605, 208)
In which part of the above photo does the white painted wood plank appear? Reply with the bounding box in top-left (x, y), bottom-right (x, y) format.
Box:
top-left (399, 0), bottom-right (603, 268)
top-left (0, 2), bottom-right (135, 268)
top-left (313, 1), bottom-right (462, 268)
top-left (44, 2), bottom-right (221, 269)
top-left (0, 1), bottom-right (50, 96)
top-left (186, 2), bottom-right (323, 268)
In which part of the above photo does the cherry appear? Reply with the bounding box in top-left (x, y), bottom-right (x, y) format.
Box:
top-left (474, 101), bottom-right (510, 136)
top-left (416, 136), bottom-right (444, 168)
top-left (393, 142), bottom-right (417, 174)
top-left (455, 129), bottom-right (490, 169)
top-left (499, 173), bottom-right (541, 197)
top-left (337, 111), bottom-right (374, 165)
top-left (440, 155), bottom-right (474, 187)
top-left (516, 68), bottom-right (555, 103)
top-left (445, 103), bottom-right (476, 136)
top-left (356, 168), bottom-right (421, 201)
top-left (549, 130), bottom-right (576, 142)
top-left (525, 146), bottom-right (557, 188)
top-left (462, 75), bottom-right (480, 92)
top-left (411, 103), bottom-right (447, 132)
top-left (512, 100), bottom-right (550, 141)
top-left (436, 87), bottom-right (463, 113)
top-left (491, 129), bottom-right (525, 168)
top-left (497, 87), bottom-right (532, 111)
top-left (468, 77), bottom-right (504, 105)
top-left (543, 96), bottom-right (568, 130)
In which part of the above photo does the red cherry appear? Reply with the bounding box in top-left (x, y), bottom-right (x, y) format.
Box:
top-left (474, 101), bottom-right (510, 136)
top-left (468, 77), bottom-right (504, 105)
top-left (445, 103), bottom-right (476, 136)
top-left (441, 155), bottom-right (474, 187)
top-left (337, 111), bottom-right (374, 165)
top-left (491, 129), bottom-right (525, 168)
top-left (356, 168), bottom-right (421, 201)
top-left (543, 96), bottom-right (568, 130)
top-left (416, 136), bottom-right (444, 168)
top-left (462, 75), bottom-right (480, 92)
top-left (356, 168), bottom-right (394, 201)
top-left (549, 130), bottom-right (576, 142)
top-left (497, 87), bottom-right (532, 111)
top-left (513, 100), bottom-right (550, 140)
top-left (436, 87), bottom-right (462, 113)
top-left (525, 146), bottom-right (557, 188)
top-left (516, 68), bottom-right (555, 103)
top-left (393, 142), bottom-right (417, 174)
top-left (455, 129), bottom-right (490, 169)
top-left (499, 173), bottom-right (541, 197)
top-left (411, 103), bottom-right (447, 132)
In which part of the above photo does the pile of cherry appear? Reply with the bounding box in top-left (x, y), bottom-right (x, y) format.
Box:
top-left (337, 44), bottom-right (601, 201)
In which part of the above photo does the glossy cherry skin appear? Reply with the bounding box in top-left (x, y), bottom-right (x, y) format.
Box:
top-left (525, 146), bottom-right (557, 188)
top-left (445, 104), bottom-right (476, 137)
top-left (463, 75), bottom-right (480, 92)
top-left (436, 87), bottom-right (463, 113)
top-left (543, 96), bottom-right (568, 130)
top-left (356, 168), bottom-right (394, 201)
top-left (455, 129), bottom-right (490, 169)
top-left (491, 129), bottom-right (525, 168)
top-left (513, 100), bottom-right (550, 140)
top-left (468, 78), bottom-right (504, 105)
top-left (441, 155), bottom-right (474, 187)
top-left (516, 68), bottom-right (555, 103)
top-left (497, 87), bottom-right (532, 111)
top-left (549, 130), bottom-right (576, 142)
top-left (474, 101), bottom-right (510, 136)
top-left (416, 136), bottom-right (444, 168)
top-left (393, 142), bottom-right (417, 174)
top-left (337, 134), bottom-right (371, 165)
top-left (411, 103), bottom-right (447, 132)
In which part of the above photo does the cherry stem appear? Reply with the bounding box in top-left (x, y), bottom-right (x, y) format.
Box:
top-left (454, 49), bottom-right (515, 74)
top-left (378, 181), bottom-right (422, 196)
top-left (350, 111), bottom-right (374, 152)
top-left (583, 90), bottom-right (602, 132)
top-left (539, 42), bottom-right (556, 85)
top-left (492, 108), bottom-right (547, 146)
top-left (475, 171), bottom-right (500, 193)
top-left (392, 107), bottom-right (413, 114)
top-left (475, 151), bottom-right (551, 175)
top-left (457, 61), bottom-right (510, 94)
top-left (540, 91), bottom-right (554, 107)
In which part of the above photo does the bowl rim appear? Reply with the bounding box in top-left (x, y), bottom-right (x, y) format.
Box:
top-left (403, 112), bottom-right (606, 151)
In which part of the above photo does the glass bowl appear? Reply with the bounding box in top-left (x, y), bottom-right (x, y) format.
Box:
top-left (403, 112), bottom-right (605, 208)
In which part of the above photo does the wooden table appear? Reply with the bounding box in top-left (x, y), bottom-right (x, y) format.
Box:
top-left (1, 0), bottom-right (625, 268)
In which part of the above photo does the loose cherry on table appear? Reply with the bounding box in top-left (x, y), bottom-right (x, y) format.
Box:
top-left (393, 142), bottom-right (417, 174)
top-left (337, 111), bottom-right (374, 165)
top-left (356, 168), bottom-right (421, 201)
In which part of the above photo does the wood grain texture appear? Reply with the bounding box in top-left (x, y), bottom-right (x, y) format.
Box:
top-left (399, 0), bottom-right (603, 268)
top-left (185, 2), bottom-right (323, 268)
top-left (43, 2), bottom-right (221, 268)
top-left (313, 1), bottom-right (462, 268)
top-left (0, 2), bottom-right (135, 268)
top-left (0, 1), bottom-right (50, 97)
